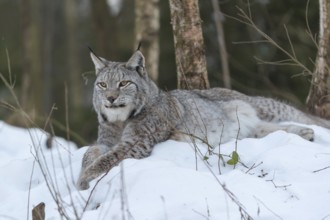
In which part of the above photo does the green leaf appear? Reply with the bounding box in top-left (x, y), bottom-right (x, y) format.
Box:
top-left (232, 151), bottom-right (239, 161)
top-left (203, 155), bottom-right (209, 160)
top-left (227, 151), bottom-right (239, 165)
top-left (227, 159), bottom-right (236, 165)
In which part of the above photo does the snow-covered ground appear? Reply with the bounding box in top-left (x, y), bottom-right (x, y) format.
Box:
top-left (0, 120), bottom-right (330, 220)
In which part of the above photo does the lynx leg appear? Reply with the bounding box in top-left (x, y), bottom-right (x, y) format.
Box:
top-left (77, 145), bottom-right (110, 190)
top-left (283, 124), bottom-right (314, 141)
top-left (254, 122), bottom-right (314, 141)
top-left (81, 145), bottom-right (110, 168)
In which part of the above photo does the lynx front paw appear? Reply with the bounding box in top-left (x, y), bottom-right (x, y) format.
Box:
top-left (76, 168), bottom-right (93, 190)
top-left (76, 163), bottom-right (103, 190)
top-left (77, 177), bottom-right (90, 190)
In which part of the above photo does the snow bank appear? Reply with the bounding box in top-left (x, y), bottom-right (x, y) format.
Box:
top-left (0, 121), bottom-right (329, 220)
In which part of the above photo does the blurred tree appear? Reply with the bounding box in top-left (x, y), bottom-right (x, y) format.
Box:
top-left (211, 0), bottom-right (231, 89)
top-left (306, 0), bottom-right (330, 119)
top-left (90, 0), bottom-right (117, 58)
top-left (134, 0), bottom-right (160, 82)
top-left (169, 0), bottom-right (209, 89)
top-left (20, 0), bottom-right (43, 120)
top-left (65, 0), bottom-right (82, 119)
top-left (42, 0), bottom-right (59, 113)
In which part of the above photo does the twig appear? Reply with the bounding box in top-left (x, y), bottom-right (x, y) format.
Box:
top-left (192, 209), bottom-right (209, 220)
top-left (217, 122), bottom-right (225, 175)
top-left (64, 82), bottom-right (70, 141)
top-left (234, 107), bottom-right (240, 153)
top-left (283, 24), bottom-right (296, 59)
top-left (253, 196), bottom-right (283, 220)
top-left (245, 161), bottom-right (263, 174)
top-left (305, 0), bottom-right (318, 48)
top-left (322, 214), bottom-right (330, 220)
top-left (232, 40), bottom-right (269, 44)
top-left (5, 47), bottom-right (14, 87)
top-left (266, 171), bottom-right (291, 189)
top-left (160, 196), bottom-right (168, 220)
top-left (313, 165), bottom-right (330, 173)
top-left (27, 157), bottom-right (37, 220)
top-left (225, 6), bottom-right (313, 76)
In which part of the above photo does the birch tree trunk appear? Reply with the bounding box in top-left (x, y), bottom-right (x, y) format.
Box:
top-left (169, 0), bottom-right (209, 90)
top-left (134, 0), bottom-right (160, 82)
top-left (306, 0), bottom-right (330, 119)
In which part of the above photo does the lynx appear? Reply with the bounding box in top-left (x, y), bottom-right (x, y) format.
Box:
top-left (77, 50), bottom-right (330, 190)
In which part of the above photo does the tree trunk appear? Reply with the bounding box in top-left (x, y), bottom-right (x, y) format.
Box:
top-left (211, 0), bottom-right (231, 89)
top-left (90, 0), bottom-right (117, 58)
top-left (306, 0), bottom-right (330, 119)
top-left (169, 0), bottom-right (209, 90)
top-left (20, 0), bottom-right (43, 119)
top-left (134, 0), bottom-right (160, 82)
top-left (42, 0), bottom-right (58, 113)
top-left (65, 0), bottom-right (82, 116)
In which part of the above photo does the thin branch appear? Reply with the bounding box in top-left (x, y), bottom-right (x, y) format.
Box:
top-left (305, 0), bottom-right (318, 47)
top-left (253, 196), bottom-right (283, 220)
top-left (245, 161), bottom-right (263, 174)
top-left (232, 40), bottom-right (270, 44)
top-left (283, 24), bottom-right (296, 59)
top-left (313, 165), bottom-right (330, 173)
top-left (64, 82), bottom-right (70, 141)
top-left (5, 47), bottom-right (14, 87)
top-left (27, 158), bottom-right (37, 220)
top-left (254, 57), bottom-right (302, 67)
top-left (230, 6), bottom-right (313, 75)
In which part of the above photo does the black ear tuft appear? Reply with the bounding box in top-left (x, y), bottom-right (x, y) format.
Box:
top-left (137, 42), bottom-right (142, 51)
top-left (87, 46), bottom-right (95, 54)
top-left (88, 47), bottom-right (108, 74)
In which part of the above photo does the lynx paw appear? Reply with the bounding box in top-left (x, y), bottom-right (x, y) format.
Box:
top-left (286, 125), bottom-right (314, 141)
top-left (76, 163), bottom-right (103, 190)
top-left (77, 177), bottom-right (90, 190)
top-left (76, 168), bottom-right (93, 190)
top-left (296, 127), bottom-right (314, 141)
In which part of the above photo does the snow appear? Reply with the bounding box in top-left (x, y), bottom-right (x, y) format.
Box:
top-left (0, 120), bottom-right (330, 220)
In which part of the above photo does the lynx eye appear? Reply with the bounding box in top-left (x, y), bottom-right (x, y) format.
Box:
top-left (97, 82), bottom-right (107, 89)
top-left (118, 80), bottom-right (130, 88)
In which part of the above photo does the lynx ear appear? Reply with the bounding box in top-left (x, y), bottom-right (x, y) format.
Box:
top-left (90, 52), bottom-right (107, 73)
top-left (126, 51), bottom-right (145, 74)
top-left (90, 52), bottom-right (106, 70)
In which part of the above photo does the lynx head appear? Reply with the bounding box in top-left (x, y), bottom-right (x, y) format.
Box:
top-left (91, 50), bottom-right (159, 123)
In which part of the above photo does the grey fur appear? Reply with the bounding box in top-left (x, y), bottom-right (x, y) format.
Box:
top-left (77, 51), bottom-right (330, 190)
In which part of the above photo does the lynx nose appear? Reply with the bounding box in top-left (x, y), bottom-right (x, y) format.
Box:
top-left (107, 96), bottom-right (116, 103)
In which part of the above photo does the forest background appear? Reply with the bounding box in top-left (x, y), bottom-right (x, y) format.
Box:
top-left (0, 0), bottom-right (320, 146)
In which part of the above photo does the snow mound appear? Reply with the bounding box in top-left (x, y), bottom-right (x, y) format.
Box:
top-left (0, 121), bottom-right (330, 220)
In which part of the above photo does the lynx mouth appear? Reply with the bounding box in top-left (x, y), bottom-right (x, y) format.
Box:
top-left (105, 104), bottom-right (126, 109)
